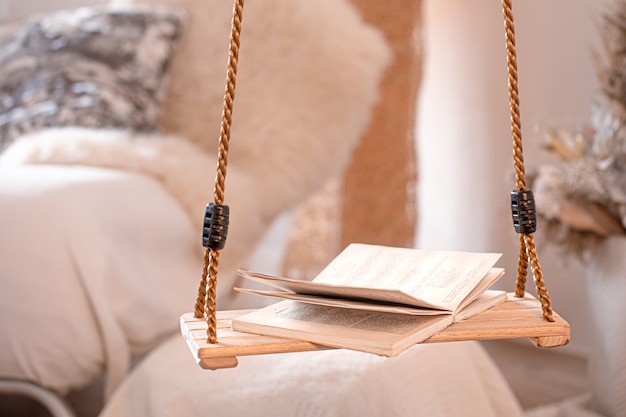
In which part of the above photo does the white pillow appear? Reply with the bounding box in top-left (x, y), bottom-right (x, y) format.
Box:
top-left (0, 165), bottom-right (202, 396)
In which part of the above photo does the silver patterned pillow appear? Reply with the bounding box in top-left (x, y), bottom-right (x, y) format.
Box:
top-left (0, 5), bottom-right (185, 151)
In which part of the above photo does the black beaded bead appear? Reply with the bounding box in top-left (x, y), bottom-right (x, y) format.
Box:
top-left (510, 190), bottom-right (536, 234)
top-left (202, 203), bottom-right (230, 250)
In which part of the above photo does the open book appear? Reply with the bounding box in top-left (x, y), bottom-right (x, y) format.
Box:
top-left (231, 243), bottom-right (506, 356)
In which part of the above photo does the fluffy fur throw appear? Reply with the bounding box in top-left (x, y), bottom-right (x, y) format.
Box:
top-left (0, 0), bottom-right (390, 307)
top-left (112, 0), bottom-right (391, 160)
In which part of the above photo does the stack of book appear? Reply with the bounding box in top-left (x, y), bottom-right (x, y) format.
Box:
top-left (231, 243), bottom-right (507, 357)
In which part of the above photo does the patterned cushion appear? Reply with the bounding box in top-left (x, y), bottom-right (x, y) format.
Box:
top-left (0, 5), bottom-right (185, 151)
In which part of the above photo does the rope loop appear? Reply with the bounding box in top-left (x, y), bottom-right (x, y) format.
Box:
top-left (193, 0), bottom-right (245, 342)
top-left (502, 0), bottom-right (553, 322)
top-left (194, 0), bottom-right (556, 340)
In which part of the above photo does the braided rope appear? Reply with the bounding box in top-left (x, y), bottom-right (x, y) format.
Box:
top-left (193, 0), bottom-right (245, 343)
top-left (524, 234), bottom-right (553, 319)
top-left (514, 234), bottom-right (528, 297)
top-left (502, 0), bottom-right (553, 321)
top-left (193, 249), bottom-right (211, 318)
top-left (204, 250), bottom-right (221, 342)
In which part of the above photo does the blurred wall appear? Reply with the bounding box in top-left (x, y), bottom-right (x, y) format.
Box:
top-left (417, 0), bottom-right (611, 356)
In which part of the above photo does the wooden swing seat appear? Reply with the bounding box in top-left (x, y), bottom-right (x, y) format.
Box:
top-left (180, 292), bottom-right (570, 370)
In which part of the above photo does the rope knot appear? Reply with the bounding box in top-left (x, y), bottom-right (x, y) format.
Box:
top-left (511, 189), bottom-right (536, 234)
top-left (202, 203), bottom-right (230, 250)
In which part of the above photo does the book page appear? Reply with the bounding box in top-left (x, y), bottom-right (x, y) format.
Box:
top-left (453, 290), bottom-right (507, 322)
top-left (313, 244), bottom-right (501, 311)
top-left (455, 268), bottom-right (505, 311)
top-left (237, 270), bottom-right (443, 310)
top-left (231, 300), bottom-right (454, 357)
top-left (238, 243), bottom-right (502, 312)
top-left (234, 287), bottom-right (454, 316)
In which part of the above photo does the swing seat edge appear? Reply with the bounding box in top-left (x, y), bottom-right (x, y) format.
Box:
top-left (180, 292), bottom-right (570, 369)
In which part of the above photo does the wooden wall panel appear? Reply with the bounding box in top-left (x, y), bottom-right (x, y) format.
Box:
top-left (281, 1), bottom-right (423, 278)
top-left (341, 0), bottom-right (422, 249)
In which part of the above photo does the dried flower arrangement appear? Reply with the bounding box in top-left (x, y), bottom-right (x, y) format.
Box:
top-left (533, 1), bottom-right (626, 255)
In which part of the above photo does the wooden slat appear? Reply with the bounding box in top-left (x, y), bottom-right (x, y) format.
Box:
top-left (180, 312), bottom-right (329, 369)
top-left (181, 293), bottom-right (570, 369)
top-left (425, 295), bottom-right (570, 346)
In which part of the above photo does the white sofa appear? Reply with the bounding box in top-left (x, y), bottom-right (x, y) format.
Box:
top-left (0, 1), bottom-right (526, 416)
